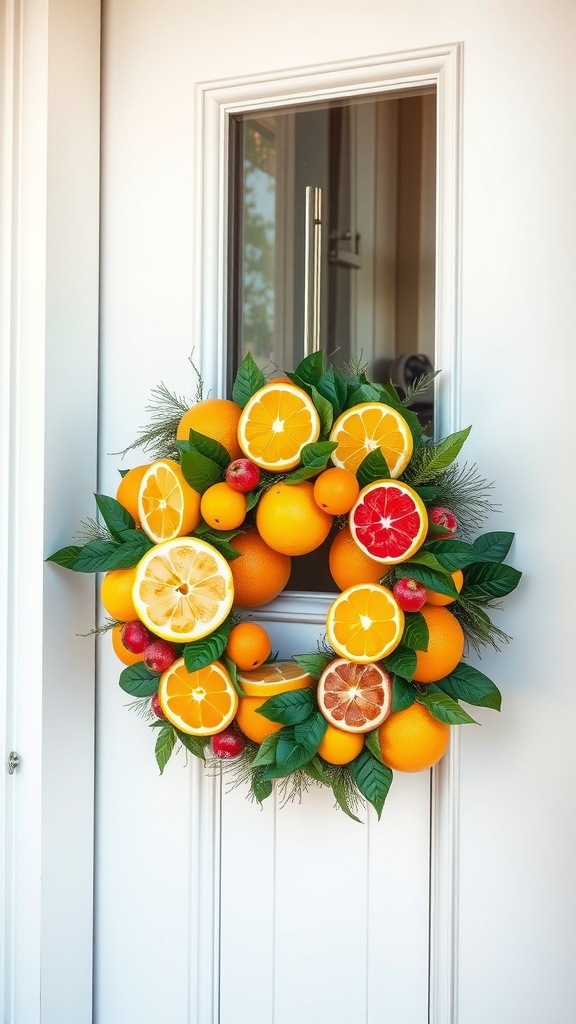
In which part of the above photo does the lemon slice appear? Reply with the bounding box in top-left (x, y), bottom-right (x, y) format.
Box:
top-left (132, 536), bottom-right (234, 642)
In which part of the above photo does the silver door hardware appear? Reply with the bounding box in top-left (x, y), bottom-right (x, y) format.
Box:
top-left (7, 751), bottom-right (20, 774)
top-left (304, 185), bottom-right (323, 356)
top-left (328, 230), bottom-right (362, 268)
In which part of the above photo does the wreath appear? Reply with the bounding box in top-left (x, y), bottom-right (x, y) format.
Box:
top-left (48, 352), bottom-right (521, 821)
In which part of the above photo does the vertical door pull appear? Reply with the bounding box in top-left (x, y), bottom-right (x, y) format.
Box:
top-left (304, 185), bottom-right (323, 356)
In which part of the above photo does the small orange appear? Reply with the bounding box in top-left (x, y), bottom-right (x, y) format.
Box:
top-left (378, 702), bottom-right (450, 772)
top-left (229, 530), bottom-right (291, 608)
top-left (200, 481), bottom-right (247, 530)
top-left (225, 621), bottom-right (271, 671)
top-left (328, 526), bottom-right (384, 591)
top-left (317, 725), bottom-right (364, 765)
top-left (235, 695), bottom-right (283, 744)
top-left (256, 481), bottom-right (332, 556)
top-left (313, 467), bottom-right (360, 515)
top-left (412, 604), bottom-right (465, 683)
top-left (116, 464), bottom-right (148, 525)
top-left (111, 623), bottom-right (144, 665)
top-left (101, 567), bottom-right (138, 622)
top-left (176, 398), bottom-right (243, 461)
top-left (425, 569), bottom-right (464, 606)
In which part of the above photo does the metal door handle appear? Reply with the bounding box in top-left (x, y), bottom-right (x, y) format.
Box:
top-left (304, 185), bottom-right (323, 357)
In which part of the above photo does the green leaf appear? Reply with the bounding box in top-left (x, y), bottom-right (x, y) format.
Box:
top-left (397, 562), bottom-right (458, 596)
top-left (384, 644), bottom-right (417, 680)
top-left (175, 728), bottom-right (207, 760)
top-left (330, 775), bottom-right (363, 823)
top-left (413, 485), bottom-right (439, 502)
top-left (193, 522), bottom-right (242, 560)
top-left (310, 385), bottom-right (334, 437)
top-left (67, 539), bottom-right (120, 572)
top-left (425, 539), bottom-right (482, 571)
top-left (84, 531), bottom-right (153, 571)
top-left (364, 729), bottom-right (384, 763)
top-left (119, 663), bottom-right (159, 698)
top-left (155, 723), bottom-right (177, 774)
top-left (292, 350), bottom-right (325, 387)
top-left (472, 531), bottom-right (515, 563)
top-left (347, 383), bottom-right (381, 407)
top-left (251, 775), bottom-right (273, 804)
top-left (183, 619), bottom-right (232, 672)
top-left (180, 448), bottom-right (222, 493)
top-left (257, 688), bottom-right (316, 726)
top-left (264, 712), bottom-right (327, 778)
top-left (46, 544), bottom-right (84, 569)
top-left (402, 611), bottom-right (429, 652)
top-left (417, 690), bottom-right (478, 725)
top-left (301, 440), bottom-right (338, 468)
top-left (293, 652), bottom-right (332, 679)
top-left (303, 755), bottom-right (331, 785)
top-left (415, 426), bottom-right (472, 481)
top-left (316, 366), bottom-right (347, 418)
top-left (356, 449), bottom-right (391, 488)
top-left (348, 748), bottom-right (393, 819)
top-left (436, 663), bottom-right (502, 710)
top-left (232, 353), bottom-right (266, 408)
top-left (251, 731), bottom-right (282, 768)
top-left (94, 493), bottom-right (135, 540)
top-left (223, 657), bottom-right (247, 696)
top-left (391, 675), bottom-right (417, 712)
top-left (283, 466), bottom-right (324, 484)
top-left (183, 428), bottom-right (230, 469)
top-left (463, 562), bottom-right (522, 600)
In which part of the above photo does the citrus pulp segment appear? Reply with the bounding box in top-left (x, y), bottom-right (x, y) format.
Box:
top-left (237, 381), bottom-right (321, 471)
top-left (325, 582), bottom-right (404, 663)
top-left (137, 459), bottom-right (201, 544)
top-left (132, 536), bottom-right (234, 642)
top-left (329, 401), bottom-right (413, 478)
top-left (349, 480), bottom-right (428, 564)
top-left (237, 659), bottom-right (314, 697)
top-left (317, 658), bottom-right (393, 733)
top-left (158, 658), bottom-right (238, 736)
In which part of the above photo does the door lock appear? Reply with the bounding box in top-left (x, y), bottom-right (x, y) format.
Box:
top-left (7, 751), bottom-right (20, 774)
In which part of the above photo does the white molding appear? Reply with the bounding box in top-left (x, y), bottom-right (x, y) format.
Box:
top-left (195, 41), bottom-right (463, 1024)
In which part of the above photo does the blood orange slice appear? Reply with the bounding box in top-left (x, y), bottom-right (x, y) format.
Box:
top-left (329, 402), bottom-right (413, 478)
top-left (325, 582), bottom-right (404, 663)
top-left (349, 480), bottom-right (428, 564)
top-left (317, 658), bottom-right (393, 733)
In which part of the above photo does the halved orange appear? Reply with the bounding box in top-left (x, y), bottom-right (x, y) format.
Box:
top-left (349, 480), bottom-right (428, 564)
top-left (237, 659), bottom-right (314, 697)
top-left (158, 658), bottom-right (238, 736)
top-left (132, 536), bottom-right (234, 643)
top-left (325, 582), bottom-right (404, 663)
top-left (137, 459), bottom-right (201, 544)
top-left (317, 658), bottom-right (393, 733)
top-left (237, 381), bottom-right (320, 471)
top-left (329, 402), bottom-right (413, 478)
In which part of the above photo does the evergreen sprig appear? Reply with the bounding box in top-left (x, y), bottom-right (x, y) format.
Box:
top-left (113, 382), bottom-right (191, 461)
top-left (454, 596), bottom-right (512, 654)
top-left (430, 462), bottom-right (498, 538)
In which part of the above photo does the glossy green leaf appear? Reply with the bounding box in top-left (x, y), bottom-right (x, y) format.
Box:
top-left (119, 663), bottom-right (159, 698)
top-left (232, 352), bottom-right (266, 408)
top-left (348, 748), bottom-right (393, 819)
top-left (155, 723), bottom-right (177, 774)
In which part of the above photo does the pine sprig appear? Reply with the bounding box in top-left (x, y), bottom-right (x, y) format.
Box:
top-left (113, 382), bottom-right (191, 461)
top-left (431, 462), bottom-right (498, 538)
top-left (454, 596), bottom-right (511, 654)
top-left (403, 370), bottom-right (439, 405)
top-left (277, 769), bottom-right (318, 806)
top-left (78, 616), bottom-right (119, 637)
top-left (75, 516), bottom-right (112, 544)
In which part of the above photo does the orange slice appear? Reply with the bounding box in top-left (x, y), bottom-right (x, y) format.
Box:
top-left (349, 480), bottom-right (428, 564)
top-left (329, 402), bottom-right (413, 478)
top-left (237, 659), bottom-right (314, 697)
top-left (158, 658), bottom-right (238, 736)
top-left (132, 536), bottom-right (234, 643)
top-left (326, 582), bottom-right (404, 663)
top-left (138, 459), bottom-right (201, 544)
top-left (237, 381), bottom-right (320, 471)
top-left (317, 658), bottom-right (393, 733)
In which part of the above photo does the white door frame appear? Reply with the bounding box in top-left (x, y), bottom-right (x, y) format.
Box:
top-left (194, 43), bottom-right (463, 1024)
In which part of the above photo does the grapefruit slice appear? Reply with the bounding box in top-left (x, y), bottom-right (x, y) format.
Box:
top-left (237, 381), bottom-right (320, 471)
top-left (329, 401), bottom-right (413, 478)
top-left (237, 660), bottom-right (314, 697)
top-left (326, 582), bottom-right (404, 663)
top-left (349, 480), bottom-right (428, 564)
top-left (137, 459), bottom-right (201, 544)
top-left (317, 658), bottom-right (393, 733)
top-left (158, 658), bottom-right (238, 736)
top-left (132, 536), bottom-right (234, 643)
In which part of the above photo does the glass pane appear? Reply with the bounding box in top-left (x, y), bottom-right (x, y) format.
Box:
top-left (229, 90), bottom-right (437, 593)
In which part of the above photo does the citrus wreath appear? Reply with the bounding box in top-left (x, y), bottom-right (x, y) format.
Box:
top-left (48, 352), bottom-right (521, 821)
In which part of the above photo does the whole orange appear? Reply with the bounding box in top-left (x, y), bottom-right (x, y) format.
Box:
top-left (313, 467), bottom-right (359, 515)
top-left (116, 464), bottom-right (148, 525)
top-left (101, 566), bottom-right (138, 622)
top-left (425, 569), bottom-right (464, 606)
top-left (317, 724), bottom-right (364, 765)
top-left (378, 702), bottom-right (450, 772)
top-left (225, 621), bottom-right (271, 671)
top-left (235, 695), bottom-right (282, 744)
top-left (412, 604), bottom-right (465, 683)
top-left (256, 481), bottom-right (333, 556)
top-left (176, 398), bottom-right (243, 461)
top-left (200, 481), bottom-right (247, 530)
top-left (229, 529), bottom-right (291, 608)
top-left (328, 526), bottom-right (383, 591)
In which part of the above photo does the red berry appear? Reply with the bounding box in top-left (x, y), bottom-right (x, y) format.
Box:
top-left (211, 727), bottom-right (245, 760)
top-left (144, 639), bottom-right (176, 673)
top-left (393, 577), bottom-right (427, 612)
top-left (225, 458), bottom-right (261, 493)
top-left (150, 694), bottom-right (165, 718)
top-left (122, 620), bottom-right (152, 654)
top-left (428, 506), bottom-right (458, 539)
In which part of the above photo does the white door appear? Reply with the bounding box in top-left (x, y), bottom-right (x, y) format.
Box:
top-left (4, 2), bottom-right (573, 1022)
